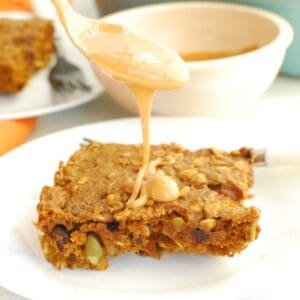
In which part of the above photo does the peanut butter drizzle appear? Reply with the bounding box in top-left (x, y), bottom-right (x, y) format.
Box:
top-left (127, 157), bottom-right (179, 208)
top-left (126, 86), bottom-right (154, 208)
top-left (52, 0), bottom-right (189, 209)
top-left (125, 86), bottom-right (180, 208)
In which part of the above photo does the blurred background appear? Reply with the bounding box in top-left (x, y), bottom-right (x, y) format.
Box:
top-left (93, 0), bottom-right (299, 76)
top-left (0, 0), bottom-right (299, 158)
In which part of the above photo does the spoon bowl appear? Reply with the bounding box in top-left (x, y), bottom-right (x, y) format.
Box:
top-left (51, 0), bottom-right (189, 90)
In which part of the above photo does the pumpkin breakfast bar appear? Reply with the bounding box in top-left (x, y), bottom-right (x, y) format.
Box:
top-left (0, 19), bottom-right (54, 93)
top-left (36, 142), bottom-right (260, 270)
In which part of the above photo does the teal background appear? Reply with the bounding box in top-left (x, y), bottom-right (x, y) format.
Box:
top-left (98, 0), bottom-right (300, 76)
top-left (218, 0), bottom-right (299, 76)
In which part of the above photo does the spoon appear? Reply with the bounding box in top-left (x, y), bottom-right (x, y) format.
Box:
top-left (51, 0), bottom-right (189, 90)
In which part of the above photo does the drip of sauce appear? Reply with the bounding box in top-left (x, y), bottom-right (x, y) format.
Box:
top-left (125, 85), bottom-right (180, 208)
top-left (126, 86), bottom-right (154, 207)
top-left (52, 0), bottom-right (189, 208)
top-left (126, 158), bottom-right (179, 208)
top-left (180, 45), bottom-right (258, 62)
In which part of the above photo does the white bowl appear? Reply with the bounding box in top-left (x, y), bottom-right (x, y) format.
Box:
top-left (95, 2), bottom-right (293, 117)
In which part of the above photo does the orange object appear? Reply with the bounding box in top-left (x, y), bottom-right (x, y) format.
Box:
top-left (0, 0), bottom-right (37, 156)
top-left (0, 118), bottom-right (36, 155)
top-left (0, 0), bottom-right (33, 11)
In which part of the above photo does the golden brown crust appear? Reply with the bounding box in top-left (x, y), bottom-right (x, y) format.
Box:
top-left (0, 19), bottom-right (54, 93)
top-left (36, 142), bottom-right (260, 271)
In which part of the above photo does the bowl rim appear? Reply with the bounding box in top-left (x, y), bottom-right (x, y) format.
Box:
top-left (101, 1), bottom-right (294, 69)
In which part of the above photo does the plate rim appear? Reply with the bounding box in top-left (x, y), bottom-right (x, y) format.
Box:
top-left (0, 116), bottom-right (233, 159)
top-left (0, 90), bottom-right (102, 120)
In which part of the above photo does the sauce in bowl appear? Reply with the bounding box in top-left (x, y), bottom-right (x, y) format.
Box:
top-left (180, 45), bottom-right (257, 62)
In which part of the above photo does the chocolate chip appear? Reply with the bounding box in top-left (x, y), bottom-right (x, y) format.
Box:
top-left (25, 51), bottom-right (35, 63)
top-left (53, 225), bottom-right (70, 241)
top-left (56, 240), bottom-right (65, 252)
top-left (240, 147), bottom-right (255, 161)
top-left (52, 225), bottom-right (70, 251)
top-left (134, 237), bottom-right (143, 245)
top-left (207, 184), bottom-right (221, 190)
top-left (191, 228), bottom-right (209, 243)
top-left (107, 221), bottom-right (119, 232)
top-left (68, 254), bottom-right (77, 263)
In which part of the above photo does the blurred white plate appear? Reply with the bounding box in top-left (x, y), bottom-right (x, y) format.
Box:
top-left (0, 117), bottom-right (299, 300)
top-left (0, 0), bottom-right (103, 120)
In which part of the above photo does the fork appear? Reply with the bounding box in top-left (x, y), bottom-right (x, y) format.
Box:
top-left (49, 37), bottom-right (91, 93)
top-left (80, 138), bottom-right (300, 167)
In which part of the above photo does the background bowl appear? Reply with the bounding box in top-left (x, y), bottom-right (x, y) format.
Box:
top-left (216, 0), bottom-right (300, 76)
top-left (95, 2), bottom-right (293, 117)
top-left (96, 0), bottom-right (299, 76)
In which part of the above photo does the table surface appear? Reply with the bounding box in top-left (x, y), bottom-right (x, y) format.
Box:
top-left (1, 1), bottom-right (300, 299)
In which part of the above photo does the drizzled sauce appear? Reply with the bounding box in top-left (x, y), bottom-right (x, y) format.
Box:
top-left (52, 0), bottom-right (189, 208)
top-left (180, 45), bottom-right (257, 62)
top-left (124, 85), bottom-right (181, 208)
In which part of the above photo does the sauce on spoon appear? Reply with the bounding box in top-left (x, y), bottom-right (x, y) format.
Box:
top-left (52, 0), bottom-right (189, 208)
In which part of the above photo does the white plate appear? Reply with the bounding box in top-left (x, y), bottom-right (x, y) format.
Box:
top-left (0, 118), bottom-right (299, 300)
top-left (0, 0), bottom-right (103, 120)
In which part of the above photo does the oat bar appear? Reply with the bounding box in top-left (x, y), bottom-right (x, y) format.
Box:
top-left (0, 19), bottom-right (54, 93)
top-left (36, 142), bottom-right (260, 270)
